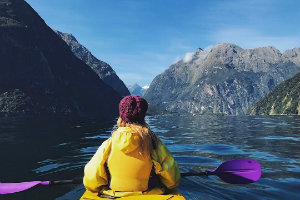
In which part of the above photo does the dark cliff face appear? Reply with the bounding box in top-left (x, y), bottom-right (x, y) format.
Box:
top-left (0, 0), bottom-right (121, 117)
top-left (248, 72), bottom-right (300, 115)
top-left (144, 43), bottom-right (300, 115)
top-left (54, 30), bottom-right (130, 97)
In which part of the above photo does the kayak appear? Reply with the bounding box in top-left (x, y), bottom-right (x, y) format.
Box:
top-left (80, 190), bottom-right (186, 200)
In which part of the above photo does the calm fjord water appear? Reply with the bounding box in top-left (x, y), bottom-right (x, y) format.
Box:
top-left (0, 115), bottom-right (299, 200)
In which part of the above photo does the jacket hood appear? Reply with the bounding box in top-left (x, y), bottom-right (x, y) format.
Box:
top-left (112, 127), bottom-right (140, 154)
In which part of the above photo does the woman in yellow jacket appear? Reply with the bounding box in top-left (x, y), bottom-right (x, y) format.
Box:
top-left (83, 95), bottom-right (181, 197)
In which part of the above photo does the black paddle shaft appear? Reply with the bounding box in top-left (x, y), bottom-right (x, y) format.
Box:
top-left (181, 171), bottom-right (211, 177)
top-left (49, 171), bottom-right (211, 185)
top-left (50, 179), bottom-right (82, 185)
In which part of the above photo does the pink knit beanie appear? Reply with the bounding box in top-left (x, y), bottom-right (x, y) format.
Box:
top-left (119, 95), bottom-right (148, 124)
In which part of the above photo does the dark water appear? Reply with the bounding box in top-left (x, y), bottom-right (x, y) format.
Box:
top-left (0, 115), bottom-right (299, 200)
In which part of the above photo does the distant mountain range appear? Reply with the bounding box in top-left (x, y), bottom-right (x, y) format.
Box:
top-left (54, 30), bottom-right (129, 97)
top-left (127, 84), bottom-right (149, 96)
top-left (0, 0), bottom-right (121, 117)
top-left (1, 0), bottom-right (299, 117)
top-left (144, 44), bottom-right (300, 115)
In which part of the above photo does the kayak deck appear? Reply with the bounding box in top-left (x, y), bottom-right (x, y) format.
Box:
top-left (80, 190), bottom-right (186, 200)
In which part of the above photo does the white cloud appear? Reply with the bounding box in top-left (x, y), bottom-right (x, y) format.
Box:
top-left (176, 44), bottom-right (214, 64)
top-left (183, 52), bottom-right (194, 63)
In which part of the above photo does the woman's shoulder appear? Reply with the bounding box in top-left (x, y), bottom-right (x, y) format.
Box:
top-left (111, 127), bottom-right (141, 142)
top-left (111, 127), bottom-right (142, 153)
top-left (113, 127), bottom-right (136, 135)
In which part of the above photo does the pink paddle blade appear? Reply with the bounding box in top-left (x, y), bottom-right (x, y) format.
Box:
top-left (210, 159), bottom-right (261, 184)
top-left (0, 181), bottom-right (50, 194)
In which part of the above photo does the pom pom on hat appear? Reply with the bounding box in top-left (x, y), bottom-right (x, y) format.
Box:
top-left (119, 95), bottom-right (148, 124)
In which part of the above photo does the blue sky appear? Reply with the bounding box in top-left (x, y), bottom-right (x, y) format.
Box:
top-left (25, 0), bottom-right (300, 86)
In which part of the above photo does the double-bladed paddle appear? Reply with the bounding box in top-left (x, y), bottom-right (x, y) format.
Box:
top-left (0, 159), bottom-right (261, 195)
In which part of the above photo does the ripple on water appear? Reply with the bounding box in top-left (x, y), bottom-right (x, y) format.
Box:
top-left (262, 136), bottom-right (300, 141)
top-left (56, 142), bottom-right (71, 147)
top-left (168, 143), bottom-right (244, 155)
top-left (175, 155), bottom-right (217, 165)
top-left (247, 151), bottom-right (296, 163)
top-left (285, 164), bottom-right (300, 173)
top-left (80, 146), bottom-right (98, 153)
top-left (34, 163), bottom-right (68, 173)
top-left (84, 134), bottom-right (110, 139)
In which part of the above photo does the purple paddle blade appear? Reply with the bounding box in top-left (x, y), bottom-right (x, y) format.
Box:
top-left (0, 181), bottom-right (50, 194)
top-left (210, 159), bottom-right (261, 184)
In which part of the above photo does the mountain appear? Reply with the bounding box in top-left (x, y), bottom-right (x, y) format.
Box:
top-left (54, 30), bottom-right (130, 97)
top-left (282, 48), bottom-right (300, 66)
top-left (248, 72), bottom-right (300, 115)
top-left (0, 0), bottom-right (121, 117)
top-left (144, 43), bottom-right (300, 115)
top-left (127, 84), bottom-right (149, 96)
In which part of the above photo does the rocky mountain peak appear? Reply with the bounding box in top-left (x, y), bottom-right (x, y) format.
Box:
top-left (194, 48), bottom-right (203, 55)
top-left (197, 43), bottom-right (243, 71)
top-left (283, 47), bottom-right (300, 66)
top-left (283, 47), bottom-right (300, 57)
top-left (131, 83), bottom-right (140, 88)
top-left (127, 83), bottom-right (148, 96)
top-left (211, 43), bottom-right (243, 54)
top-left (254, 46), bottom-right (282, 60)
top-left (55, 30), bottom-right (77, 43)
top-left (213, 43), bottom-right (242, 50)
top-left (206, 43), bottom-right (242, 63)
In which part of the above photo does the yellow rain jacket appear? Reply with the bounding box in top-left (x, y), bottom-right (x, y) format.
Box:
top-left (83, 127), bottom-right (180, 197)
